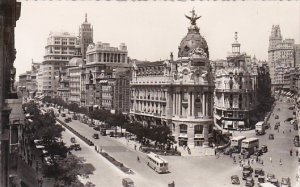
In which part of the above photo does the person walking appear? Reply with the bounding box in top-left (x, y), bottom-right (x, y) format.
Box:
top-left (296, 150), bottom-right (299, 157)
top-left (279, 158), bottom-right (282, 165)
top-left (296, 174), bottom-right (299, 182)
top-left (270, 157), bottom-right (272, 163)
top-left (290, 149), bottom-right (293, 156)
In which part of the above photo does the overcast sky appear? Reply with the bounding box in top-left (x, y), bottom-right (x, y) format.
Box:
top-left (15, 1), bottom-right (300, 78)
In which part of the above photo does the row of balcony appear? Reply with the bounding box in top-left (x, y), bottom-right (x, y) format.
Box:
top-left (215, 88), bottom-right (254, 93)
top-left (131, 96), bottom-right (167, 101)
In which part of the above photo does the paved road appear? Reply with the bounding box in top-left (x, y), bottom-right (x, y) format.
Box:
top-left (51, 100), bottom-right (298, 187)
top-left (61, 126), bottom-right (127, 187)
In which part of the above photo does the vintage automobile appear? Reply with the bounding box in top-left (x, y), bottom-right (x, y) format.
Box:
top-left (254, 168), bottom-right (264, 177)
top-left (245, 177), bottom-right (254, 187)
top-left (122, 178), bottom-right (134, 187)
top-left (281, 177), bottom-right (291, 187)
top-left (270, 178), bottom-right (280, 187)
top-left (231, 175), bottom-right (240, 185)
top-left (261, 145), bottom-right (268, 153)
top-left (269, 134), bottom-right (274, 140)
top-left (257, 176), bottom-right (265, 184)
top-left (275, 115), bottom-right (279, 119)
top-left (61, 113), bottom-right (66, 117)
top-left (74, 144), bottom-right (81, 151)
top-left (70, 137), bottom-right (76, 143)
top-left (242, 165), bottom-right (253, 180)
top-left (267, 173), bottom-right (276, 182)
top-left (64, 117), bottom-right (72, 123)
top-left (92, 133), bottom-right (99, 139)
top-left (254, 149), bottom-right (263, 156)
top-left (294, 135), bottom-right (299, 143)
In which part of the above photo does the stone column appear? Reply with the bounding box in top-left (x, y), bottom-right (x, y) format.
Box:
top-left (179, 92), bottom-right (182, 116)
top-left (173, 92), bottom-right (176, 115)
top-left (188, 124), bottom-right (195, 147)
top-left (191, 92), bottom-right (195, 117)
top-left (203, 125), bottom-right (209, 147)
top-left (206, 93), bottom-right (209, 117)
top-left (187, 92), bottom-right (191, 116)
top-left (202, 92), bottom-right (205, 117)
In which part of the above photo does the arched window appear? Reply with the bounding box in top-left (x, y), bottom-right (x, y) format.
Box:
top-left (179, 124), bottom-right (188, 133)
top-left (194, 125), bottom-right (203, 134)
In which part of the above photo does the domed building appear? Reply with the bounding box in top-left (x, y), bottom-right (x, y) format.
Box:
top-left (130, 9), bottom-right (215, 150)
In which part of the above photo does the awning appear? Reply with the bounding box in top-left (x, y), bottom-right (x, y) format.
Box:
top-left (179, 133), bottom-right (188, 138)
top-left (36, 145), bottom-right (45, 149)
top-left (238, 121), bottom-right (245, 127)
top-left (93, 105), bottom-right (99, 108)
top-left (214, 115), bottom-right (222, 120)
top-left (224, 120), bottom-right (233, 128)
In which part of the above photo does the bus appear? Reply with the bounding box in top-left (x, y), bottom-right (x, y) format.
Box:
top-left (241, 138), bottom-right (259, 158)
top-left (231, 136), bottom-right (246, 153)
top-left (255, 121), bottom-right (265, 135)
top-left (146, 152), bottom-right (169, 173)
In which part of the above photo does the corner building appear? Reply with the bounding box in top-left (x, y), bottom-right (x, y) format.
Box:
top-left (130, 10), bottom-right (214, 147)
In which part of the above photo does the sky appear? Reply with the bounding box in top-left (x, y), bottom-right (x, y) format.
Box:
top-left (15, 1), bottom-right (300, 78)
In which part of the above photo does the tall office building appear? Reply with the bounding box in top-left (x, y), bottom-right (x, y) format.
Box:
top-left (268, 25), bottom-right (295, 91)
top-left (79, 13), bottom-right (93, 60)
top-left (41, 31), bottom-right (77, 96)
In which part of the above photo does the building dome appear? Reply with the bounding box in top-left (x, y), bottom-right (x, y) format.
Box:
top-left (68, 57), bottom-right (83, 67)
top-left (178, 10), bottom-right (209, 59)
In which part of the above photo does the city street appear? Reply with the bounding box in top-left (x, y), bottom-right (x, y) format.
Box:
top-left (53, 96), bottom-right (299, 187)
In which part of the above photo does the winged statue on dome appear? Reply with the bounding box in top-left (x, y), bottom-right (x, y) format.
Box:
top-left (185, 8), bottom-right (201, 26)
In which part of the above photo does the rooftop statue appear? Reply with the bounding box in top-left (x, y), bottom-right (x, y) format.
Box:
top-left (185, 8), bottom-right (201, 26)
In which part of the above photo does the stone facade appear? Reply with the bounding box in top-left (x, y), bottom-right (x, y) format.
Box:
top-left (214, 33), bottom-right (258, 130)
top-left (130, 10), bottom-right (214, 148)
top-left (0, 0), bottom-right (22, 186)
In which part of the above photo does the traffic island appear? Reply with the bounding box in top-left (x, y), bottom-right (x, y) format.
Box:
top-left (95, 148), bottom-right (132, 174)
top-left (56, 118), bottom-right (94, 146)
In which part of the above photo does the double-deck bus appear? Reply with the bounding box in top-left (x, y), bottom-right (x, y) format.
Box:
top-left (255, 121), bottom-right (265, 135)
top-left (230, 136), bottom-right (246, 153)
top-left (146, 152), bottom-right (168, 173)
top-left (241, 138), bottom-right (259, 158)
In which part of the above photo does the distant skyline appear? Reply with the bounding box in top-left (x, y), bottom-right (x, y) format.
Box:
top-left (15, 1), bottom-right (300, 78)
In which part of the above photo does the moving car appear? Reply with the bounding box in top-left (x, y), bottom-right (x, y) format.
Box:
top-left (245, 177), bottom-right (254, 187)
top-left (281, 177), bottom-right (291, 187)
top-left (242, 165), bottom-right (253, 180)
top-left (61, 113), bottom-right (66, 117)
top-left (254, 168), bottom-right (264, 177)
top-left (257, 176), bottom-right (265, 184)
top-left (64, 117), bottom-right (72, 123)
top-left (70, 137), bottom-right (76, 143)
top-left (122, 178), bottom-right (134, 187)
top-left (267, 173), bottom-right (276, 182)
top-left (254, 148), bottom-right (263, 156)
top-left (275, 115), bottom-right (279, 119)
top-left (231, 175), bottom-right (240, 185)
top-left (92, 133), bottom-right (99, 139)
top-left (269, 134), bottom-right (274, 140)
top-left (74, 144), bottom-right (81, 151)
top-left (294, 135), bottom-right (299, 143)
top-left (270, 178), bottom-right (279, 187)
top-left (261, 145), bottom-right (268, 153)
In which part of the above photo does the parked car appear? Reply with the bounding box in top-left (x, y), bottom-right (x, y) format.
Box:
top-left (281, 177), bottom-right (291, 187)
top-left (276, 122), bottom-right (280, 126)
top-left (61, 113), bottom-right (66, 117)
top-left (245, 177), bottom-right (254, 187)
top-left (93, 126), bottom-right (100, 131)
top-left (295, 141), bottom-right (300, 147)
top-left (275, 115), bottom-right (279, 119)
top-left (269, 134), bottom-right (274, 140)
top-left (261, 145), bottom-right (268, 153)
top-left (122, 178), bottom-right (134, 187)
top-left (294, 124), bottom-right (299, 131)
top-left (72, 115), bottom-right (78, 120)
top-left (231, 175), bottom-right (240, 185)
top-left (254, 168), bottom-right (264, 177)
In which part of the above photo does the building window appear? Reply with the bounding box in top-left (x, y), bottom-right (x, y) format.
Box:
top-left (194, 125), bottom-right (203, 134)
top-left (179, 124), bottom-right (188, 134)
